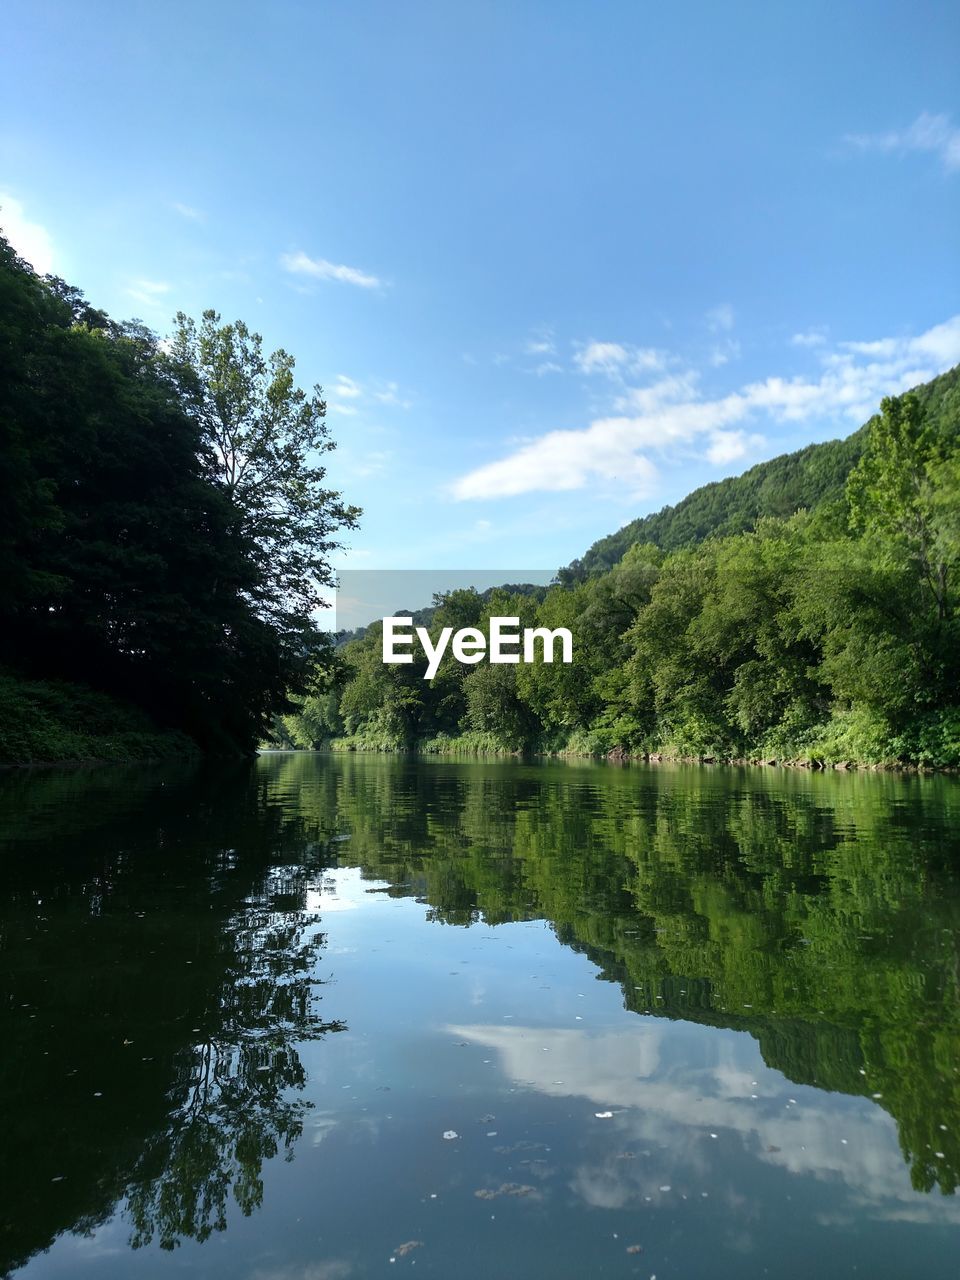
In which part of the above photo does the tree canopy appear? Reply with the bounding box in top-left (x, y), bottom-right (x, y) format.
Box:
top-left (0, 235), bottom-right (359, 756)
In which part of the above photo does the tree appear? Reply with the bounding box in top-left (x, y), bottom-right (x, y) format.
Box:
top-left (847, 391), bottom-right (957, 621)
top-left (169, 311), bottom-right (361, 644)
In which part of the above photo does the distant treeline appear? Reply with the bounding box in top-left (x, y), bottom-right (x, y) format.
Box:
top-left (276, 367), bottom-right (960, 766)
top-left (0, 232), bottom-right (357, 762)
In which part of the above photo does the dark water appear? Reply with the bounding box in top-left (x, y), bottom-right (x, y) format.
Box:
top-left (1, 754), bottom-right (959, 1279)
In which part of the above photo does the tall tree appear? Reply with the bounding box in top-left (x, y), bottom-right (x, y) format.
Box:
top-left (169, 310), bottom-right (361, 642)
top-left (846, 392), bottom-right (957, 621)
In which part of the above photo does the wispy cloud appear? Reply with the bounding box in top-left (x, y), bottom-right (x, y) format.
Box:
top-left (372, 381), bottom-right (412, 409)
top-left (281, 250), bottom-right (381, 289)
top-left (0, 192), bottom-right (55, 274)
top-left (574, 340), bottom-right (666, 377)
top-left (706, 303), bottom-right (735, 333)
top-left (326, 373), bottom-right (411, 414)
top-left (844, 111), bottom-right (960, 172)
top-left (524, 331), bottom-right (556, 356)
top-left (710, 338), bottom-right (741, 367)
top-left (451, 315), bottom-right (960, 501)
top-left (791, 329), bottom-right (828, 348)
top-left (172, 201), bottom-right (205, 221)
top-left (332, 374), bottom-right (362, 399)
top-left (126, 278), bottom-right (171, 307)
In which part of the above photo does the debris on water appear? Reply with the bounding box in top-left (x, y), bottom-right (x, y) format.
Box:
top-left (595, 1111), bottom-right (613, 1119)
top-left (443, 1130), bottom-right (458, 1140)
top-left (936, 1151), bottom-right (946, 1158)
top-left (51, 1176), bottom-right (64, 1182)
top-left (659, 1185), bottom-right (671, 1192)
top-left (626, 1243), bottom-right (644, 1254)
top-left (393, 1241), bottom-right (421, 1257)
top-left (474, 1183), bottom-right (539, 1200)
top-left (709, 1133), bottom-right (718, 1139)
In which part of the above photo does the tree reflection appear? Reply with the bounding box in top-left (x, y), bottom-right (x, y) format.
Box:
top-left (277, 752), bottom-right (960, 1197)
top-left (125, 865), bottom-right (345, 1250)
top-left (0, 763), bottom-right (345, 1273)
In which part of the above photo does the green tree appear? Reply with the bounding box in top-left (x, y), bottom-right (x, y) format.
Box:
top-left (170, 311), bottom-right (361, 640)
top-left (847, 391), bottom-right (957, 621)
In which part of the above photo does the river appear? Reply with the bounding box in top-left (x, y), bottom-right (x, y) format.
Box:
top-left (1, 752), bottom-right (958, 1278)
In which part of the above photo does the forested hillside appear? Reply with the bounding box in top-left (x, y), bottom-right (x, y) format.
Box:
top-left (279, 368), bottom-right (960, 767)
top-left (565, 365), bottom-right (960, 577)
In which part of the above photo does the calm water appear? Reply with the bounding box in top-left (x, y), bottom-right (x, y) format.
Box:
top-left (1, 754), bottom-right (959, 1279)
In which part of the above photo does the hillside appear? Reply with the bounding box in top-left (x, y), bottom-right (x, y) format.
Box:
top-left (565, 364), bottom-right (960, 578)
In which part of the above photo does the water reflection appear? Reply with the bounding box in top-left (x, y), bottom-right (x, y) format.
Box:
top-left (269, 752), bottom-right (959, 1201)
top-left (1, 753), bottom-right (959, 1277)
top-left (0, 763), bottom-right (345, 1273)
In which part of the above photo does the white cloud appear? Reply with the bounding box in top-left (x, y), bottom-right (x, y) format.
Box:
top-left (791, 329), bottom-right (828, 347)
top-left (451, 421), bottom-right (660, 500)
top-left (373, 381), bottom-right (411, 408)
top-left (844, 111), bottom-right (960, 172)
top-left (706, 303), bottom-right (735, 332)
top-left (710, 338), bottom-right (742, 367)
top-left (332, 374), bottom-right (362, 399)
top-left (707, 429), bottom-right (764, 465)
top-left (281, 250), bottom-right (381, 289)
top-left (172, 201), bottom-right (205, 221)
top-left (525, 332), bottom-right (556, 356)
top-left (575, 340), bottom-right (629, 374)
top-left (126, 278), bottom-right (171, 307)
top-left (0, 192), bottom-right (55, 274)
top-left (574, 340), bottom-right (666, 377)
top-left (451, 314), bottom-right (960, 501)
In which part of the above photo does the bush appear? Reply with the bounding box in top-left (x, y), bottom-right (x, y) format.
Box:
top-left (0, 673), bottom-right (198, 765)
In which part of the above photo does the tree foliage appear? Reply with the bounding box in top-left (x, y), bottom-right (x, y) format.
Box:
top-left (291, 368), bottom-right (960, 766)
top-left (0, 234), bottom-right (359, 756)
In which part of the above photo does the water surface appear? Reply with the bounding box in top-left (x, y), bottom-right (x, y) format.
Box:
top-left (1, 753), bottom-right (959, 1278)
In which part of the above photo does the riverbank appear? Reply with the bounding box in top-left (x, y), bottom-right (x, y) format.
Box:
top-left (0, 674), bottom-right (198, 766)
top-left (323, 731), bottom-right (957, 773)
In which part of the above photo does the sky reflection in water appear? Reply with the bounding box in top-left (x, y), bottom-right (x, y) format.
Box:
top-left (2, 753), bottom-right (959, 1279)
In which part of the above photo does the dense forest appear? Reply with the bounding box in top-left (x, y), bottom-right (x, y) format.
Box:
top-left (2, 223), bottom-right (958, 768)
top-left (0, 232), bottom-right (358, 763)
top-left (278, 367), bottom-right (960, 767)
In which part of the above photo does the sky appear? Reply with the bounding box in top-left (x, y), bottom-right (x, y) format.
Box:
top-left (2, 0), bottom-right (959, 582)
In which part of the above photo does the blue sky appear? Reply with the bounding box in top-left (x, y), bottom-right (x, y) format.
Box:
top-left (2, 1), bottom-right (959, 579)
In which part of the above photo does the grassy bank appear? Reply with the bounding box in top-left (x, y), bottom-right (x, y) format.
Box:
top-left (0, 674), bottom-right (199, 766)
top-left (320, 725), bottom-right (958, 771)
